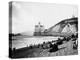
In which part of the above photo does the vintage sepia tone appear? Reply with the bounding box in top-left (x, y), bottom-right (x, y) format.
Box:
top-left (9, 1), bottom-right (78, 58)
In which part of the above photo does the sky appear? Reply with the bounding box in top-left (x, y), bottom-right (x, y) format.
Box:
top-left (11, 2), bottom-right (78, 35)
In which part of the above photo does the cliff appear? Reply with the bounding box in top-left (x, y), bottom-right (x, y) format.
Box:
top-left (44, 17), bottom-right (78, 37)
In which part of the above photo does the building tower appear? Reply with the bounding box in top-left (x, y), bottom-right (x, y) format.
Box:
top-left (34, 22), bottom-right (45, 36)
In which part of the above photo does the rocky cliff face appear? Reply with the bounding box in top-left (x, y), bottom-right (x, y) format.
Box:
top-left (45, 17), bottom-right (78, 36)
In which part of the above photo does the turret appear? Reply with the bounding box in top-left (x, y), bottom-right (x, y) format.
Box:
top-left (34, 22), bottom-right (45, 36)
